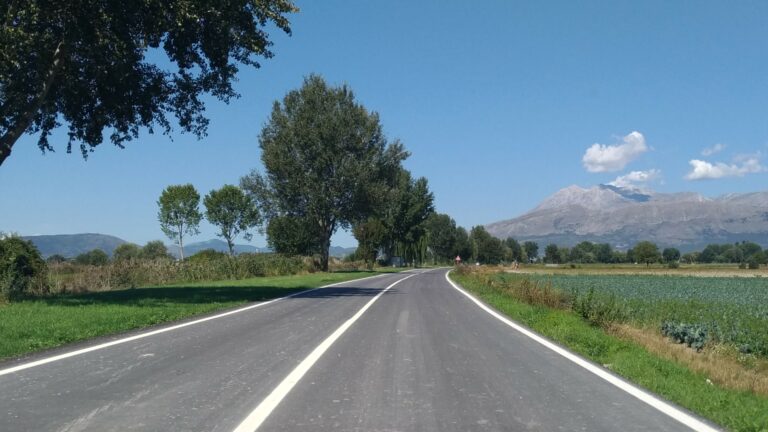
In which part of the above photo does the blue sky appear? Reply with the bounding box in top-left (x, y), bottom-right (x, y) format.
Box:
top-left (2, 0), bottom-right (768, 247)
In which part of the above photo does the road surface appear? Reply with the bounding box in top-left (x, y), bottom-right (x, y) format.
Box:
top-left (0, 269), bottom-right (716, 431)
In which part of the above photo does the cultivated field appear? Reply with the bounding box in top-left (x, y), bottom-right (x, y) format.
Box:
top-left (517, 273), bottom-right (768, 357)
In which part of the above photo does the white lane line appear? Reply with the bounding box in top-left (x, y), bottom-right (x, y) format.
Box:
top-left (232, 273), bottom-right (417, 432)
top-left (0, 272), bottom-right (396, 377)
top-left (444, 270), bottom-right (719, 432)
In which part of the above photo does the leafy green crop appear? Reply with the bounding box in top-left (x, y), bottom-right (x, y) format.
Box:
top-left (519, 274), bottom-right (768, 356)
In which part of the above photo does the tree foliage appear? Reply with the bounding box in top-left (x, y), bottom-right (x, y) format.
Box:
top-left (264, 215), bottom-right (321, 256)
top-left (379, 169), bottom-right (434, 264)
top-left (204, 185), bottom-right (260, 255)
top-left (113, 243), bottom-right (141, 261)
top-left (74, 248), bottom-right (109, 266)
top-left (140, 240), bottom-right (172, 260)
top-left (632, 241), bottom-right (660, 266)
top-left (352, 217), bottom-right (386, 266)
top-left (0, 0), bottom-right (297, 165)
top-left (158, 184), bottom-right (201, 260)
top-left (241, 75), bottom-right (406, 271)
top-left (425, 213), bottom-right (458, 263)
top-left (522, 241), bottom-right (539, 263)
top-left (469, 226), bottom-right (505, 264)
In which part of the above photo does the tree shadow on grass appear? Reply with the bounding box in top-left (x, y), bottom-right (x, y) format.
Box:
top-left (36, 284), bottom-right (398, 308)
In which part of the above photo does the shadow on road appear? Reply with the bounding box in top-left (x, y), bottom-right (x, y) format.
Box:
top-left (35, 284), bottom-right (397, 308)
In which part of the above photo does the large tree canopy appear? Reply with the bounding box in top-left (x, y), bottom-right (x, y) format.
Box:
top-left (0, 0), bottom-right (296, 166)
top-left (241, 75), bottom-right (406, 271)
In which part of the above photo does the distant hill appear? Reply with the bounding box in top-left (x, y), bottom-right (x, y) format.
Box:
top-left (166, 239), bottom-right (269, 258)
top-left (20, 233), bottom-right (358, 260)
top-left (486, 185), bottom-right (768, 252)
top-left (330, 246), bottom-right (357, 258)
top-left (23, 234), bottom-right (127, 258)
top-left (169, 240), bottom-right (357, 258)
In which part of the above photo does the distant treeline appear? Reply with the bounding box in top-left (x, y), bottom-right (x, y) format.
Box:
top-left (540, 240), bottom-right (767, 267)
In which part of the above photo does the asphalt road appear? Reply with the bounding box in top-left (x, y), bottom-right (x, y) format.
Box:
top-left (0, 269), bottom-right (715, 432)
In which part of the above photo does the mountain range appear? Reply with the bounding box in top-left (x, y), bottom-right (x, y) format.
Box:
top-left (22, 234), bottom-right (357, 259)
top-left (486, 185), bottom-right (768, 252)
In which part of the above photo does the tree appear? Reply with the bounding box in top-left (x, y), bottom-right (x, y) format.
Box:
top-left (425, 213), bottom-right (458, 264)
top-left (470, 226), bottom-right (505, 264)
top-left (0, 0), bottom-right (297, 166)
top-left (378, 170), bottom-right (435, 265)
top-left (241, 75), bottom-right (406, 271)
top-left (632, 241), bottom-right (660, 266)
top-left (140, 241), bottom-right (171, 260)
top-left (453, 227), bottom-right (473, 262)
top-left (504, 238), bottom-right (523, 262)
top-left (662, 247), bottom-right (681, 263)
top-left (113, 243), bottom-right (141, 261)
top-left (75, 249), bottom-right (109, 266)
top-left (353, 217), bottom-right (386, 266)
top-left (544, 244), bottom-right (561, 264)
top-left (158, 184), bottom-right (202, 260)
top-left (523, 241), bottom-right (539, 263)
top-left (204, 185), bottom-right (260, 255)
top-left (46, 254), bottom-right (67, 264)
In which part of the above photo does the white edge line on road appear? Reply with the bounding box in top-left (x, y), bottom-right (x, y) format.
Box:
top-left (232, 273), bottom-right (418, 432)
top-left (444, 270), bottom-right (719, 432)
top-left (0, 272), bottom-right (398, 378)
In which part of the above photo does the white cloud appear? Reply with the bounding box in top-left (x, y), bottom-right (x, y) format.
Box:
top-left (582, 131), bottom-right (648, 173)
top-left (685, 158), bottom-right (764, 180)
top-left (701, 143), bottom-right (726, 156)
top-left (609, 169), bottom-right (661, 188)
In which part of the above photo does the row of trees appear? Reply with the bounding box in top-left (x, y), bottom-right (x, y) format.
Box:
top-left (540, 240), bottom-right (767, 267)
top-left (158, 184), bottom-right (259, 260)
top-left (156, 76), bottom-right (435, 271)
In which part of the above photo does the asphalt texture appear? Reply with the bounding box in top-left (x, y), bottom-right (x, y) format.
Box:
top-left (0, 269), bottom-right (710, 431)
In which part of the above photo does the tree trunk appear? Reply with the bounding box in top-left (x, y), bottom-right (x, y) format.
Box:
top-left (227, 238), bottom-right (235, 256)
top-left (178, 226), bottom-right (185, 261)
top-left (0, 41), bottom-right (65, 167)
top-left (320, 234), bottom-right (330, 272)
top-left (319, 220), bottom-right (335, 272)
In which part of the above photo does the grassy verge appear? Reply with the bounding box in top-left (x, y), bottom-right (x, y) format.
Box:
top-left (451, 271), bottom-right (768, 432)
top-left (0, 270), bottom-right (392, 361)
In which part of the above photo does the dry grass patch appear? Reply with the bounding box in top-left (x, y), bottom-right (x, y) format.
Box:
top-left (612, 324), bottom-right (768, 396)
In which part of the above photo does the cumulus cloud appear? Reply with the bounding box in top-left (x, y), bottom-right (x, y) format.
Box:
top-left (685, 158), bottom-right (764, 180)
top-left (701, 143), bottom-right (726, 156)
top-left (582, 131), bottom-right (648, 173)
top-left (609, 169), bottom-right (661, 188)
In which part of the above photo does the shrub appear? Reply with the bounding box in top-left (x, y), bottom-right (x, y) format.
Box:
top-left (667, 261), bottom-right (680, 269)
top-left (0, 237), bottom-right (48, 299)
top-left (747, 257), bottom-right (760, 270)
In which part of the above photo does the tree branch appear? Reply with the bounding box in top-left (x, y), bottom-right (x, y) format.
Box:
top-left (0, 40), bottom-right (65, 166)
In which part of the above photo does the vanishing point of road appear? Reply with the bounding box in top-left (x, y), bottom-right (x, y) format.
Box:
top-left (0, 269), bottom-right (718, 431)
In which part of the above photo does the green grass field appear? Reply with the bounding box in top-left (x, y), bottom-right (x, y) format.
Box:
top-left (0, 271), bottom-right (390, 361)
top-left (452, 271), bottom-right (768, 432)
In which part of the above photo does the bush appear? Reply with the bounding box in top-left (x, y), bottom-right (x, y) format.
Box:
top-left (747, 258), bottom-right (760, 270)
top-left (0, 237), bottom-right (48, 299)
top-left (667, 261), bottom-right (680, 269)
